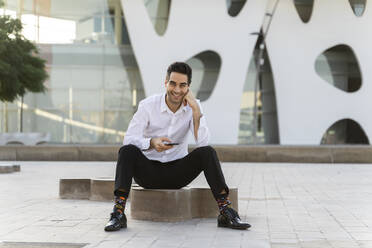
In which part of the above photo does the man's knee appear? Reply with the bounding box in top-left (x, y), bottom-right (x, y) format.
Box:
top-left (194, 145), bottom-right (217, 157)
top-left (118, 144), bottom-right (141, 158)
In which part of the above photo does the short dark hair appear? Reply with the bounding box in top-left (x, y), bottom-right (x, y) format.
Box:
top-left (166, 62), bottom-right (192, 85)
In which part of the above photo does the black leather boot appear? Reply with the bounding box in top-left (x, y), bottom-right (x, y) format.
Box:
top-left (104, 211), bottom-right (127, 231)
top-left (218, 207), bottom-right (251, 230)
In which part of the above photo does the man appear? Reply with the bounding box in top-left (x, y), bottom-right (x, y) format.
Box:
top-left (104, 62), bottom-right (251, 231)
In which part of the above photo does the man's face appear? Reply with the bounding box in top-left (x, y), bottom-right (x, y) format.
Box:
top-left (165, 72), bottom-right (189, 105)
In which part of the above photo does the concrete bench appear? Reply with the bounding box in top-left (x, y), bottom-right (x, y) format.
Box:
top-left (59, 178), bottom-right (238, 221)
top-left (59, 179), bottom-right (91, 199)
top-left (59, 177), bottom-right (114, 201)
top-left (0, 164), bottom-right (21, 174)
top-left (130, 186), bottom-right (238, 221)
top-left (90, 177), bottom-right (114, 201)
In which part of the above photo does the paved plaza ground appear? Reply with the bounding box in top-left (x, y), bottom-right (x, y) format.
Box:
top-left (1, 161), bottom-right (372, 248)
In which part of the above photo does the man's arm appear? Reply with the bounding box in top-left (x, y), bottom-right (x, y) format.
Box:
top-left (184, 91), bottom-right (210, 146)
top-left (123, 102), bottom-right (151, 150)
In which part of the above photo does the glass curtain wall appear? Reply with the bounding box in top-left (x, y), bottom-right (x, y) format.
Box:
top-left (0, 0), bottom-right (144, 143)
top-left (316, 45), bottom-right (367, 144)
top-left (238, 45), bottom-right (279, 145)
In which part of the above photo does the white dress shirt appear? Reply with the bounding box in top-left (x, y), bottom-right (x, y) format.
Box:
top-left (123, 93), bottom-right (210, 162)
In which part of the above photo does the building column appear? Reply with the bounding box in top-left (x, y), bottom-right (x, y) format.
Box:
top-left (114, 1), bottom-right (122, 45)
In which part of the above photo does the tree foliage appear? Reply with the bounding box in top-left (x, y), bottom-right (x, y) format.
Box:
top-left (0, 1), bottom-right (48, 103)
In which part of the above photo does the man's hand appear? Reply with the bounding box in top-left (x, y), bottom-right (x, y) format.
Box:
top-left (150, 137), bottom-right (174, 152)
top-left (183, 90), bottom-right (202, 140)
top-left (184, 90), bottom-right (202, 117)
top-left (183, 90), bottom-right (198, 110)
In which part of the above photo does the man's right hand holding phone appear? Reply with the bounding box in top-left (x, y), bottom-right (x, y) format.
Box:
top-left (150, 137), bottom-right (175, 152)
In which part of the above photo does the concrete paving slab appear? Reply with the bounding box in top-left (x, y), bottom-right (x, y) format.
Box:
top-left (1, 162), bottom-right (372, 247)
top-left (0, 242), bottom-right (87, 248)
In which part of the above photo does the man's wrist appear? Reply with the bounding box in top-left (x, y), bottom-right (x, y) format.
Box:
top-left (141, 138), bottom-right (151, 151)
top-left (191, 104), bottom-right (201, 114)
top-left (192, 109), bottom-right (202, 120)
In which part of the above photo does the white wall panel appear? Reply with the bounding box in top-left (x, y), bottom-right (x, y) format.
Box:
top-left (266, 0), bottom-right (372, 144)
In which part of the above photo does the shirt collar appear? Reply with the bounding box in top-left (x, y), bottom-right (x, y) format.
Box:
top-left (161, 93), bottom-right (188, 114)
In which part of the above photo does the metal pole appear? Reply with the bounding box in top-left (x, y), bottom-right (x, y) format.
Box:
top-left (3, 102), bottom-right (8, 133)
top-left (20, 95), bottom-right (23, 132)
top-left (69, 87), bottom-right (73, 143)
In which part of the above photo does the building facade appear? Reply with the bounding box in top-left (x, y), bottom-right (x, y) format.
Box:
top-left (0, 0), bottom-right (369, 145)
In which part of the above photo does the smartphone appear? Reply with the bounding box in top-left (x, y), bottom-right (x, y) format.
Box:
top-left (164, 143), bottom-right (179, 146)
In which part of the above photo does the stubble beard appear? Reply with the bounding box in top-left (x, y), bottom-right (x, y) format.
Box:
top-left (166, 91), bottom-right (183, 107)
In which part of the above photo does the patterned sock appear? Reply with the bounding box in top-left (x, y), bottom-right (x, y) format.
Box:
top-left (217, 195), bottom-right (232, 213)
top-left (113, 196), bottom-right (127, 214)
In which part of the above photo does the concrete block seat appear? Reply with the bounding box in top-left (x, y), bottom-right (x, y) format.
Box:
top-left (0, 164), bottom-right (21, 174)
top-left (59, 179), bottom-right (91, 199)
top-left (130, 186), bottom-right (238, 221)
top-left (90, 177), bottom-right (114, 201)
top-left (59, 177), bottom-right (114, 201)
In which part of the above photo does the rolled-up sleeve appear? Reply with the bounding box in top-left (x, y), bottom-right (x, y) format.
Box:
top-left (123, 102), bottom-right (151, 150)
top-left (190, 100), bottom-right (210, 147)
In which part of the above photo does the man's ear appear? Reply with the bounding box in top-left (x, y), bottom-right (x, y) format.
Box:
top-left (164, 80), bottom-right (168, 88)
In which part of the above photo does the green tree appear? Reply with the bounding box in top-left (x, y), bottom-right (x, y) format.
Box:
top-left (0, 0), bottom-right (48, 132)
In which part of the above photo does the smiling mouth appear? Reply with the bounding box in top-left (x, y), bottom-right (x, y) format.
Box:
top-left (171, 93), bottom-right (181, 98)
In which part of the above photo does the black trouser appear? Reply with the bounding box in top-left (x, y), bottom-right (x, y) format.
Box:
top-left (114, 144), bottom-right (229, 200)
